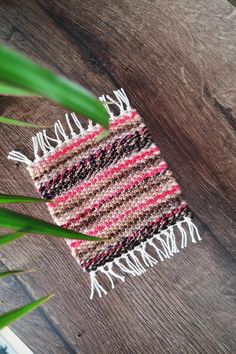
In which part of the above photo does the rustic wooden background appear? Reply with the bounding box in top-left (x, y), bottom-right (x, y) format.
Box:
top-left (0, 0), bottom-right (236, 353)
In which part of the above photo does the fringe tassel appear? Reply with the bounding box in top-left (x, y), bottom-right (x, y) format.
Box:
top-left (89, 216), bottom-right (201, 300)
top-left (7, 88), bottom-right (132, 165)
top-left (7, 151), bottom-right (32, 165)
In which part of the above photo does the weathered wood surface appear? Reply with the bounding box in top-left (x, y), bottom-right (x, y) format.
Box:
top-left (0, 0), bottom-right (236, 353)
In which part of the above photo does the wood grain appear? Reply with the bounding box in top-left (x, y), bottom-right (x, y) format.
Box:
top-left (0, 0), bottom-right (236, 353)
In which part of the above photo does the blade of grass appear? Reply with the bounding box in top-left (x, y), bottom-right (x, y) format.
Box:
top-left (0, 269), bottom-right (34, 279)
top-left (0, 116), bottom-right (50, 128)
top-left (0, 230), bottom-right (26, 247)
top-left (0, 82), bottom-right (35, 96)
top-left (0, 208), bottom-right (107, 242)
top-left (0, 294), bottom-right (53, 330)
top-left (0, 45), bottom-right (109, 128)
top-left (0, 194), bottom-right (48, 204)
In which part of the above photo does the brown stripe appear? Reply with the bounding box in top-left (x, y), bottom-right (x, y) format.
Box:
top-left (75, 197), bottom-right (186, 263)
top-left (74, 188), bottom-right (182, 259)
top-left (81, 183), bottom-right (181, 239)
top-left (38, 127), bottom-right (153, 200)
top-left (51, 155), bottom-right (164, 220)
top-left (50, 151), bottom-right (162, 219)
top-left (29, 114), bottom-right (144, 181)
top-left (82, 206), bottom-right (191, 270)
top-left (61, 171), bottom-right (176, 230)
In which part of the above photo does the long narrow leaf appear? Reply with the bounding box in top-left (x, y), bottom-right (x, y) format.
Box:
top-left (0, 208), bottom-right (107, 242)
top-left (0, 294), bottom-right (53, 330)
top-left (0, 82), bottom-right (35, 96)
top-left (0, 269), bottom-right (33, 279)
top-left (0, 116), bottom-right (50, 128)
top-left (0, 194), bottom-right (48, 204)
top-left (0, 45), bottom-right (109, 128)
top-left (0, 230), bottom-right (26, 247)
top-left (96, 129), bottom-right (110, 142)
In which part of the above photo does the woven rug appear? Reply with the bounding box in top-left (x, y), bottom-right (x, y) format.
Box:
top-left (8, 89), bottom-right (201, 299)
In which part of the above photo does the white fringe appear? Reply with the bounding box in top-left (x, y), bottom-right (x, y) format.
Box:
top-left (7, 88), bottom-right (132, 166)
top-left (88, 216), bottom-right (201, 300)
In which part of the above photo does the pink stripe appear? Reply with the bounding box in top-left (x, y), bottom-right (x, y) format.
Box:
top-left (62, 162), bottom-right (167, 227)
top-left (81, 202), bottom-right (188, 268)
top-left (48, 146), bottom-right (159, 207)
top-left (68, 184), bottom-right (180, 248)
top-left (42, 126), bottom-right (147, 190)
top-left (33, 111), bottom-right (138, 169)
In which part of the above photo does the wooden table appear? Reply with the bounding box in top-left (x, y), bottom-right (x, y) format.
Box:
top-left (0, 1), bottom-right (236, 353)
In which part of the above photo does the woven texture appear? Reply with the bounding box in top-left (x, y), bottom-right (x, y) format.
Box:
top-left (28, 109), bottom-right (190, 270)
top-left (8, 90), bottom-right (201, 298)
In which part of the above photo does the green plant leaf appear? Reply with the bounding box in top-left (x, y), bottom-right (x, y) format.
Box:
top-left (0, 294), bottom-right (53, 330)
top-left (0, 208), bottom-right (107, 242)
top-left (0, 116), bottom-right (50, 128)
top-left (0, 230), bottom-right (26, 247)
top-left (0, 194), bottom-right (48, 204)
top-left (0, 45), bottom-right (109, 128)
top-left (0, 82), bottom-right (35, 96)
top-left (95, 129), bottom-right (110, 142)
top-left (0, 269), bottom-right (34, 279)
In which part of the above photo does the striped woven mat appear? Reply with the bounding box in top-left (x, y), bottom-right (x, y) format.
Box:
top-left (8, 89), bottom-right (201, 299)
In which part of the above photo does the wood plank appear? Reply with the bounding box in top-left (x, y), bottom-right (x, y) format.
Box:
top-left (0, 0), bottom-right (235, 353)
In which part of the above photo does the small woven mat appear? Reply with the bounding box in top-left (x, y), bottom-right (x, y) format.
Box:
top-left (8, 89), bottom-right (201, 299)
